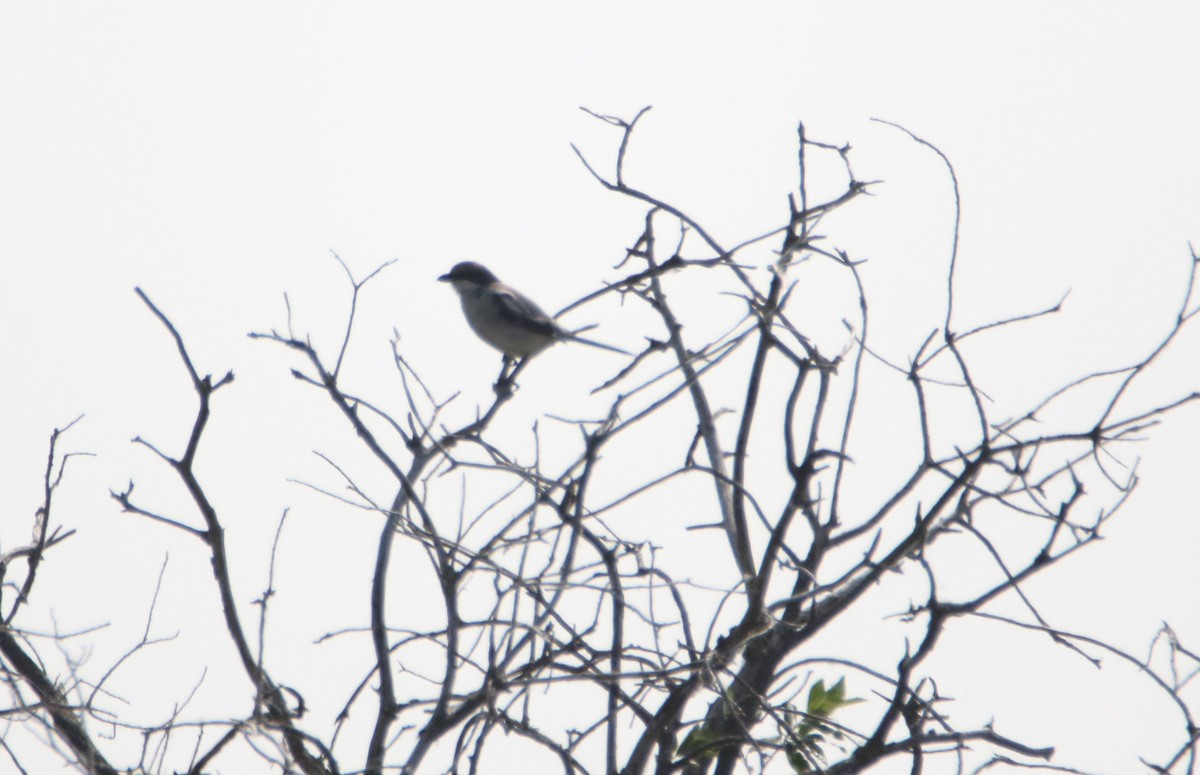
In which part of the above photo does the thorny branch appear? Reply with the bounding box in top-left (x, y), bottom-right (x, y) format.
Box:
top-left (3, 110), bottom-right (1197, 775)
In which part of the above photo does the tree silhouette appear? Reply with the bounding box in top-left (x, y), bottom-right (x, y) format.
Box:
top-left (3, 109), bottom-right (1198, 774)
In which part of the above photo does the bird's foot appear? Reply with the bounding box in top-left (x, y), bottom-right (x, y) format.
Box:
top-left (494, 379), bottom-right (516, 398)
top-left (494, 357), bottom-right (520, 397)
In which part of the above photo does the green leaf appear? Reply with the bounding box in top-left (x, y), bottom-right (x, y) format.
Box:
top-left (807, 676), bottom-right (864, 719)
top-left (787, 747), bottom-right (812, 773)
top-left (787, 677), bottom-right (864, 771)
top-left (829, 677), bottom-right (846, 704)
top-left (677, 724), bottom-right (719, 761)
top-left (807, 679), bottom-right (826, 707)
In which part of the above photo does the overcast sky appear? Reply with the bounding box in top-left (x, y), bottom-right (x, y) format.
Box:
top-left (1, 3), bottom-right (1198, 773)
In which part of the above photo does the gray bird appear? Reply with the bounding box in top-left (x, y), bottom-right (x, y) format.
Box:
top-left (439, 261), bottom-right (626, 359)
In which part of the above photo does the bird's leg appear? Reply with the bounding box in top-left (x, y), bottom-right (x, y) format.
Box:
top-left (494, 355), bottom-right (521, 397)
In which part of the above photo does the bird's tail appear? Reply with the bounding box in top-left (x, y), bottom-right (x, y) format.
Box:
top-left (565, 332), bottom-right (630, 355)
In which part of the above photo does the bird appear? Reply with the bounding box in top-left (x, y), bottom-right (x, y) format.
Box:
top-left (438, 261), bottom-right (627, 359)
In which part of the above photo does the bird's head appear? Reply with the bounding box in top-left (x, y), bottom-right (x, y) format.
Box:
top-left (439, 261), bottom-right (499, 292)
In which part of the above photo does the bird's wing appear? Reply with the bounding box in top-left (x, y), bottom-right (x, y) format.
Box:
top-left (492, 284), bottom-right (560, 338)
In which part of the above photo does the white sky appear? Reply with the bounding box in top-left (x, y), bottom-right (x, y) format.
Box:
top-left (1, 3), bottom-right (1198, 774)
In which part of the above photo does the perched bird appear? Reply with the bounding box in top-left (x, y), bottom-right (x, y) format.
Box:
top-left (439, 261), bottom-right (626, 359)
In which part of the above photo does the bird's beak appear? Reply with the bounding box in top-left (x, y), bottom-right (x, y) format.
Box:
top-left (438, 273), bottom-right (452, 282)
